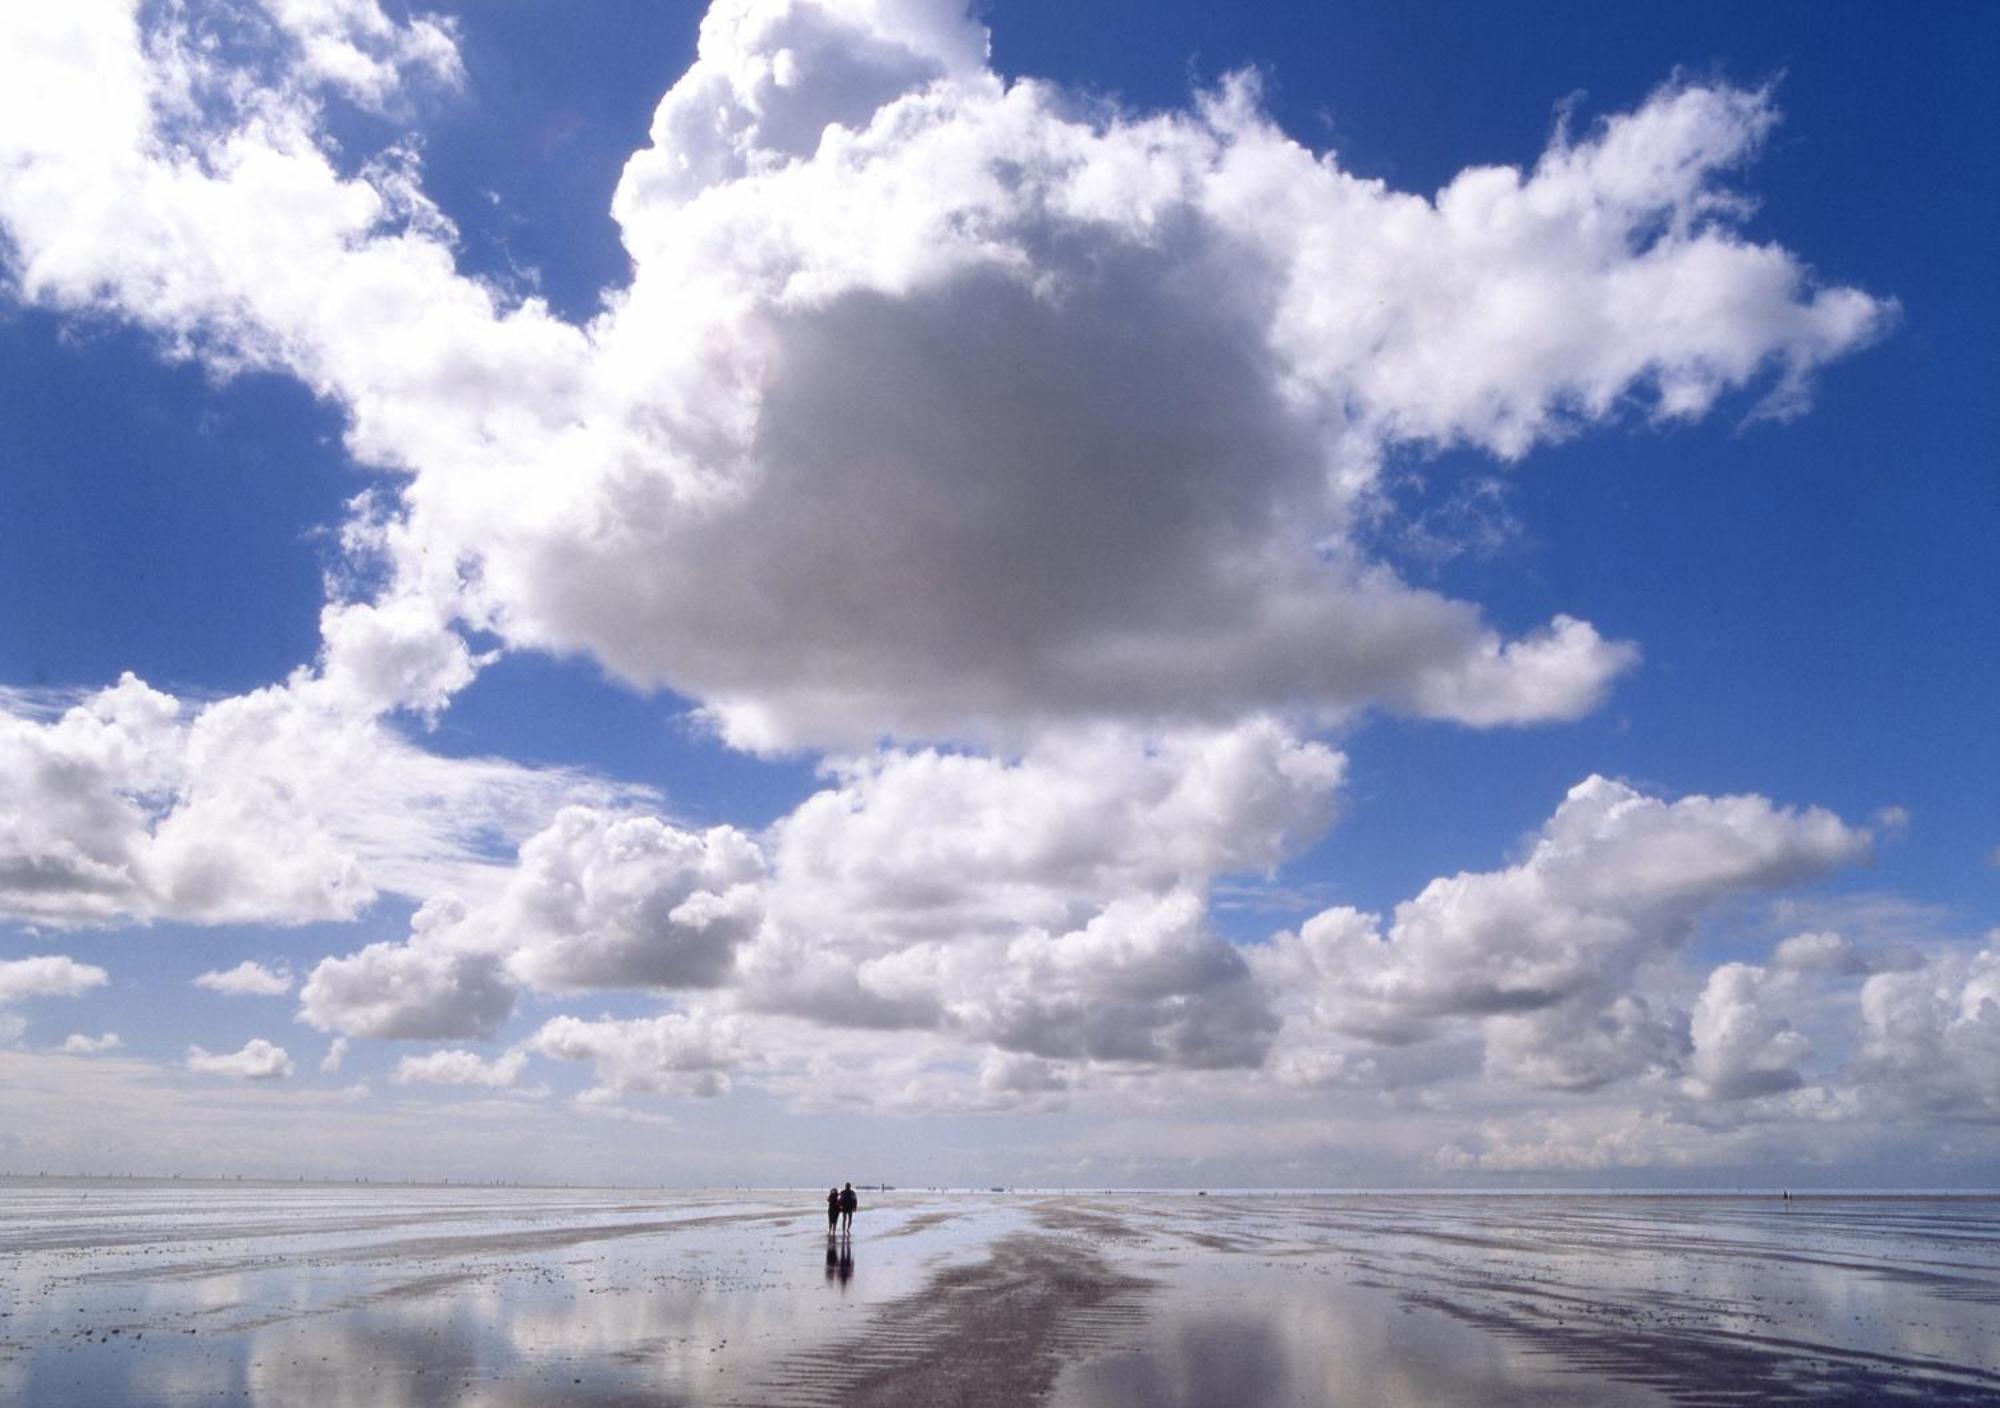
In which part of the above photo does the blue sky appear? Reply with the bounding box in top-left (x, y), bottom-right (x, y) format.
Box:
top-left (0, 0), bottom-right (1992, 1187)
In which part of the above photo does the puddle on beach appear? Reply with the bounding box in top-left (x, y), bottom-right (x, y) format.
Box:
top-left (3, 1181), bottom-right (1998, 1407)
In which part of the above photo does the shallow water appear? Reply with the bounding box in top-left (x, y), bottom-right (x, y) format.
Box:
top-left (2, 1180), bottom-right (1996, 1406)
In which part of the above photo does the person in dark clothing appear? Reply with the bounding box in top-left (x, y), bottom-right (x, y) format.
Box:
top-left (839, 1182), bottom-right (858, 1235)
top-left (826, 1186), bottom-right (841, 1233)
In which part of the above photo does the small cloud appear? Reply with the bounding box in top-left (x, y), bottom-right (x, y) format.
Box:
top-left (391, 1047), bottom-right (529, 1089)
top-left (1770, 931), bottom-right (1867, 977)
top-left (320, 1036), bottom-right (350, 1074)
top-left (0, 955), bottom-right (109, 1003)
top-left (62, 1032), bottom-right (122, 1055)
top-left (573, 1093), bottom-right (678, 1127)
top-left (186, 1038), bottom-right (294, 1080)
top-left (1872, 805), bottom-right (1911, 836)
top-left (193, 961), bottom-right (294, 997)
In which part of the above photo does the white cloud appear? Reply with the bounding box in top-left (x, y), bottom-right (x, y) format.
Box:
top-left (1259, 775), bottom-right (1869, 1089)
top-left (1483, 995), bottom-right (1688, 1094)
top-left (297, 802), bottom-right (764, 1036)
top-left (193, 961), bottom-right (295, 997)
top-left (0, 3), bottom-right (1888, 755)
top-left (736, 721), bottom-right (1336, 1067)
top-left (525, 1011), bottom-right (741, 1099)
top-left (0, 2), bottom-right (1918, 1157)
top-left (314, 596), bottom-right (487, 724)
top-left (973, 889), bottom-right (1276, 1068)
top-left (253, 0), bottom-right (463, 108)
top-left (495, 809), bottom-right (765, 993)
top-left (1434, 1109), bottom-right (1737, 1173)
top-left (298, 909), bottom-right (516, 1039)
top-left (750, 887), bottom-right (1278, 1068)
top-left (186, 1038), bottom-right (295, 1080)
top-left (771, 722), bottom-right (1340, 933)
top-left (618, 0), bottom-right (988, 210)
top-left (299, 718), bottom-right (1337, 1070)
top-left (391, 1047), bottom-right (530, 1089)
top-left (740, 1023), bottom-right (1079, 1114)
top-left (0, 955), bottom-right (110, 1003)
top-left (0, 671), bottom-right (631, 928)
top-left (320, 1036), bottom-right (349, 1074)
top-left (1683, 961), bottom-right (1810, 1100)
top-left (1771, 930), bottom-right (1871, 977)
top-left (61, 1032), bottom-right (123, 1055)
top-left (1852, 939), bottom-right (2000, 1120)
top-left (1872, 805), bottom-right (1911, 835)
top-left (484, 52), bottom-right (1880, 747)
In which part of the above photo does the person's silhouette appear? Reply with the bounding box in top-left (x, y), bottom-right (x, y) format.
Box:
top-left (839, 1181), bottom-right (858, 1235)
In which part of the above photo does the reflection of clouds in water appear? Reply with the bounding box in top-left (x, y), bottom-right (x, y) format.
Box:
top-left (135, 1352), bottom-right (240, 1405)
top-left (1547, 1204), bottom-right (2000, 1370)
top-left (248, 1311), bottom-right (476, 1408)
top-left (11, 1190), bottom-right (1997, 1408)
top-left (498, 1246), bottom-right (862, 1390)
top-left (1065, 1276), bottom-right (1592, 1408)
top-left (1785, 1254), bottom-right (1987, 1365)
top-left (1080, 1314), bottom-right (1292, 1406)
top-left (1114, 1197), bottom-right (2000, 1404)
top-left (503, 1274), bottom-right (700, 1365)
top-left (189, 1272), bottom-right (250, 1311)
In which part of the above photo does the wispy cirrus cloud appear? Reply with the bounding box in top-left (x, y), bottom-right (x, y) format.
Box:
top-left (193, 961), bottom-right (295, 997)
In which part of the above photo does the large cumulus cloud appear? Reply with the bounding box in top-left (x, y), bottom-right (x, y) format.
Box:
top-left (0, 0), bottom-right (1929, 1159)
top-left (298, 804), bottom-right (767, 1038)
top-left (299, 719), bottom-right (1337, 1067)
top-left (735, 721), bottom-right (1338, 1065)
top-left (1258, 776), bottom-right (1871, 1090)
top-left (1852, 940), bottom-right (2000, 1120)
top-left (0, 0), bottom-right (1889, 759)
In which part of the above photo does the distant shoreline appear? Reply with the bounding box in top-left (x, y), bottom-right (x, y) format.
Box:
top-left (4, 1173), bottom-right (1996, 1198)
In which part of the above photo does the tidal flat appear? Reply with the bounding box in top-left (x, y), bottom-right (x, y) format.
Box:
top-left (2, 1180), bottom-right (1997, 1407)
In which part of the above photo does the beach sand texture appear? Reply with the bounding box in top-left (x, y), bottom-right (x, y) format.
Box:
top-left (3, 1181), bottom-right (1997, 1406)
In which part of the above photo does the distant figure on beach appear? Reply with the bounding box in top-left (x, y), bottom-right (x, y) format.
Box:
top-left (840, 1181), bottom-right (857, 1234)
top-left (826, 1185), bottom-right (841, 1232)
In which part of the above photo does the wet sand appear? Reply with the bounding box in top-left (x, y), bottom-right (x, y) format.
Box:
top-left (3, 1180), bottom-right (1997, 1406)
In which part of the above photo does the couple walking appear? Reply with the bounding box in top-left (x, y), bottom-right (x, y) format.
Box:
top-left (825, 1181), bottom-right (858, 1235)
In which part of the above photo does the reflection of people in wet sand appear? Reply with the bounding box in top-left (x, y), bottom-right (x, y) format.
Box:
top-left (840, 1182), bottom-right (858, 1235)
top-left (823, 1234), bottom-right (854, 1286)
top-left (827, 1186), bottom-right (841, 1233)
